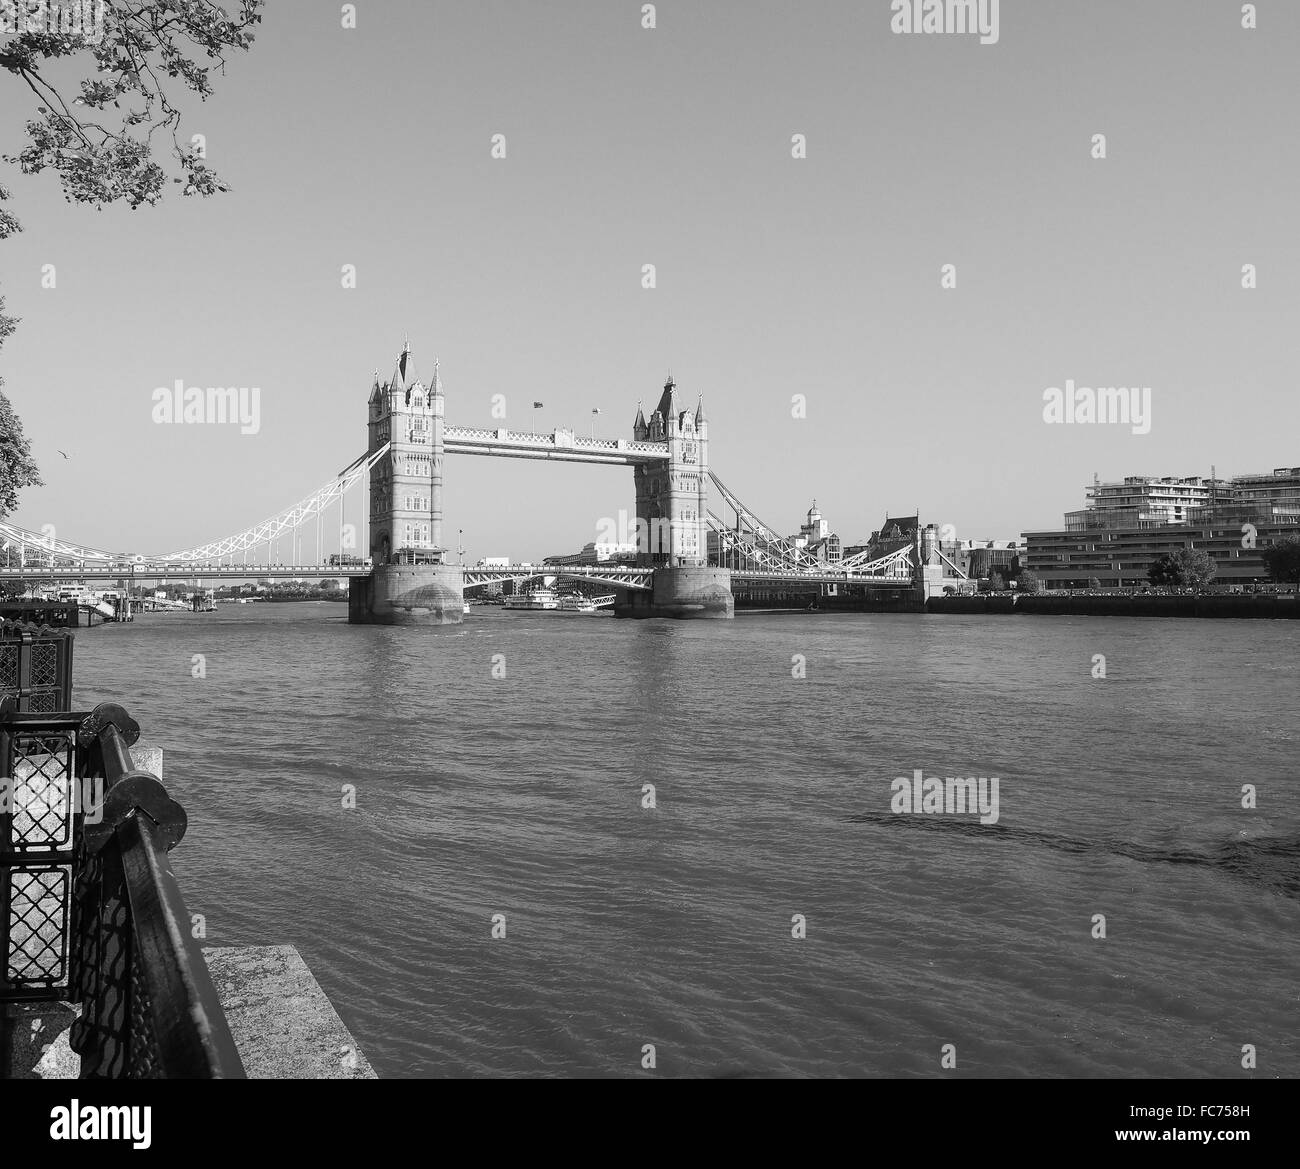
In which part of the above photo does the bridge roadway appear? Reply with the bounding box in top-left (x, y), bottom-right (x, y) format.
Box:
top-left (0, 563), bottom-right (914, 588)
top-left (0, 564), bottom-right (374, 581)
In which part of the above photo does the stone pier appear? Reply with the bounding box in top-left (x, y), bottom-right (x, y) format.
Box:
top-left (615, 566), bottom-right (734, 619)
top-left (348, 564), bottom-right (465, 626)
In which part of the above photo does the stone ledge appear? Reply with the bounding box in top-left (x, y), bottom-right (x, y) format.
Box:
top-left (2, 944), bottom-right (374, 1079)
top-left (203, 945), bottom-right (376, 1079)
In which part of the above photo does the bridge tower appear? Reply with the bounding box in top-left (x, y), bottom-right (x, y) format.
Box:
top-left (366, 341), bottom-right (444, 566)
top-left (349, 341), bottom-right (465, 625)
top-left (632, 375), bottom-right (709, 567)
top-left (619, 374), bottom-right (732, 618)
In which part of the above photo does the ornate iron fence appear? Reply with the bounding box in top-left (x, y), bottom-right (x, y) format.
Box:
top-left (0, 622), bottom-right (74, 711)
top-left (1, 690), bottom-right (244, 1078)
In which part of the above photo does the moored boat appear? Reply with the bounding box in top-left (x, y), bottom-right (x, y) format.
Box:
top-left (502, 586), bottom-right (560, 611)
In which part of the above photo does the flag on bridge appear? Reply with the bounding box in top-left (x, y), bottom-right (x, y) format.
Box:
top-left (533, 401), bottom-right (544, 409)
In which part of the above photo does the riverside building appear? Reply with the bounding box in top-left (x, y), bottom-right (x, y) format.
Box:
top-left (1023, 467), bottom-right (1300, 588)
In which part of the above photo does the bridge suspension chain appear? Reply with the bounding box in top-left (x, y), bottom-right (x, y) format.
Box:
top-left (706, 471), bottom-right (823, 571)
top-left (0, 520), bottom-right (118, 566)
top-left (0, 445), bottom-right (387, 569)
top-left (154, 443), bottom-right (388, 564)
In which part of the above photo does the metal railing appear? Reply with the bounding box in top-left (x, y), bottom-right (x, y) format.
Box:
top-left (1, 682), bottom-right (244, 1077)
top-left (0, 622), bottom-right (76, 704)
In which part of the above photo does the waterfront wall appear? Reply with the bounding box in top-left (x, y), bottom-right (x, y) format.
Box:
top-left (926, 594), bottom-right (1300, 619)
top-left (731, 584), bottom-right (923, 613)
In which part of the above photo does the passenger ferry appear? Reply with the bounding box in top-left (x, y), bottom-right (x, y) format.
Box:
top-left (502, 586), bottom-right (561, 611)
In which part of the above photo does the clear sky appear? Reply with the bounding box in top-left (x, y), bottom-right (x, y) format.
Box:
top-left (2, 0), bottom-right (1297, 562)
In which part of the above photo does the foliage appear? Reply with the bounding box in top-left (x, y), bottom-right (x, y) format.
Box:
top-left (1148, 548), bottom-right (1218, 590)
top-left (0, 294), bottom-right (42, 518)
top-left (1016, 569), bottom-right (1041, 593)
top-left (1259, 534), bottom-right (1300, 585)
top-left (1, 1), bottom-right (265, 208)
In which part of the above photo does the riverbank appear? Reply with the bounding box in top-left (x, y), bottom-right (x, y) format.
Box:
top-left (927, 593), bottom-right (1300, 618)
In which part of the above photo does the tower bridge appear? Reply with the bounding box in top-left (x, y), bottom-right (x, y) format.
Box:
top-left (0, 341), bottom-right (957, 622)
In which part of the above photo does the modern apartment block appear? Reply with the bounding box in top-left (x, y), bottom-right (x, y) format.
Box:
top-left (1063, 475), bottom-right (1226, 531)
top-left (1024, 467), bottom-right (1300, 588)
top-left (1224, 466), bottom-right (1300, 520)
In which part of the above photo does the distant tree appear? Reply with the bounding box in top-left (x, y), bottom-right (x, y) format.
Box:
top-left (1016, 569), bottom-right (1042, 593)
top-left (988, 568), bottom-right (1008, 590)
top-left (1181, 550), bottom-right (1218, 589)
top-left (1148, 548), bottom-right (1217, 590)
top-left (1087, 577), bottom-right (1102, 591)
top-left (319, 579), bottom-right (341, 591)
top-left (1259, 534), bottom-right (1300, 585)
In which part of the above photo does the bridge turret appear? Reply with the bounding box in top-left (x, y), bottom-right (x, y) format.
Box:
top-left (633, 402), bottom-right (648, 441)
top-left (660, 374), bottom-right (680, 437)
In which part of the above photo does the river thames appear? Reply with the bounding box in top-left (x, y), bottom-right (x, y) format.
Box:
top-left (72, 604), bottom-right (1300, 1077)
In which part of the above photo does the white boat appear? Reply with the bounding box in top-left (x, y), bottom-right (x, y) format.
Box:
top-left (502, 586), bottom-right (560, 611)
top-left (558, 595), bottom-right (599, 613)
